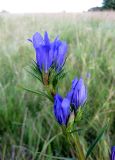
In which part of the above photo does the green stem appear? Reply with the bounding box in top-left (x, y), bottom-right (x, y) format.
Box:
top-left (74, 132), bottom-right (85, 160)
top-left (43, 72), bottom-right (49, 85)
top-left (68, 132), bottom-right (85, 160)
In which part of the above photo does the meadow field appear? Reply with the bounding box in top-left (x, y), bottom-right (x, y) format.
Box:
top-left (0, 11), bottom-right (115, 159)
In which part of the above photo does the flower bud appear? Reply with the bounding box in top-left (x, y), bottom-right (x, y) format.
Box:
top-left (67, 77), bottom-right (87, 110)
top-left (54, 94), bottom-right (70, 125)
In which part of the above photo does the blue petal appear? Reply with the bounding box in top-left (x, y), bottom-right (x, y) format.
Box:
top-left (35, 44), bottom-right (53, 73)
top-left (111, 146), bottom-right (115, 160)
top-left (68, 77), bottom-right (87, 110)
top-left (112, 146), bottom-right (115, 152)
top-left (35, 47), bottom-right (44, 71)
top-left (41, 45), bottom-right (52, 72)
top-left (54, 94), bottom-right (70, 125)
top-left (54, 94), bottom-right (63, 124)
top-left (58, 42), bottom-right (68, 56)
top-left (56, 42), bottom-right (68, 72)
top-left (33, 32), bottom-right (44, 48)
top-left (61, 98), bottom-right (70, 125)
top-left (51, 37), bottom-right (61, 61)
top-left (72, 87), bottom-right (79, 107)
top-left (72, 77), bottom-right (78, 89)
top-left (54, 94), bottom-right (63, 104)
top-left (79, 85), bottom-right (87, 106)
top-left (76, 78), bottom-right (84, 90)
top-left (44, 31), bottom-right (50, 45)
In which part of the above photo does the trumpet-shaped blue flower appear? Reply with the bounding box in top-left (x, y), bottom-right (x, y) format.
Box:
top-left (111, 146), bottom-right (115, 160)
top-left (54, 94), bottom-right (70, 125)
top-left (67, 77), bottom-right (87, 110)
top-left (52, 37), bottom-right (68, 72)
top-left (28, 32), bottom-right (67, 73)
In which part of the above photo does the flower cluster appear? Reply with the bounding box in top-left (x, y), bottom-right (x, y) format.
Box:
top-left (28, 32), bottom-right (67, 73)
top-left (54, 77), bottom-right (87, 125)
top-left (29, 32), bottom-right (87, 126)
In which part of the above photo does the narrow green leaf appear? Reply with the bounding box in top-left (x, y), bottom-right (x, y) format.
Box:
top-left (26, 69), bottom-right (42, 82)
top-left (19, 86), bottom-right (54, 102)
top-left (55, 69), bottom-right (65, 79)
top-left (58, 72), bottom-right (67, 80)
top-left (86, 124), bottom-right (108, 159)
top-left (31, 60), bottom-right (42, 77)
top-left (52, 69), bottom-right (67, 88)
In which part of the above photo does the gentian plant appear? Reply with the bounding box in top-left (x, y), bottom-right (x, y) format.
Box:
top-left (24, 31), bottom-right (109, 160)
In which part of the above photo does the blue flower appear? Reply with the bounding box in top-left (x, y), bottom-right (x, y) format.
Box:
top-left (54, 94), bottom-right (70, 125)
top-left (28, 32), bottom-right (68, 73)
top-left (111, 146), bottom-right (115, 160)
top-left (52, 37), bottom-right (68, 72)
top-left (67, 77), bottom-right (87, 110)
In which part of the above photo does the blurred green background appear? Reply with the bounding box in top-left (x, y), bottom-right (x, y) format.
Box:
top-left (0, 12), bottom-right (115, 159)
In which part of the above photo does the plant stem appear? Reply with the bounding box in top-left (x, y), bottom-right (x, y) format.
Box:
top-left (68, 132), bottom-right (85, 160)
top-left (67, 132), bottom-right (85, 160)
top-left (43, 73), bottom-right (49, 85)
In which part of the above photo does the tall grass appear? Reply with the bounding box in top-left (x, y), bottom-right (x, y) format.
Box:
top-left (0, 12), bottom-right (114, 159)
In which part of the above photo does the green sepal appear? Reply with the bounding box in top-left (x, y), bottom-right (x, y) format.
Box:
top-left (67, 111), bottom-right (75, 133)
top-left (49, 68), bottom-right (67, 89)
top-left (28, 60), bottom-right (43, 83)
top-left (74, 107), bottom-right (84, 123)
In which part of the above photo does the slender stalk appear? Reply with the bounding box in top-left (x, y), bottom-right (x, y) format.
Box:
top-left (67, 132), bottom-right (85, 160)
top-left (66, 112), bottom-right (85, 160)
top-left (73, 132), bottom-right (85, 160)
top-left (43, 73), bottom-right (49, 85)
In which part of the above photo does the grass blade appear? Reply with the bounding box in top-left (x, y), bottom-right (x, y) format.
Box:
top-left (86, 124), bottom-right (108, 159)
